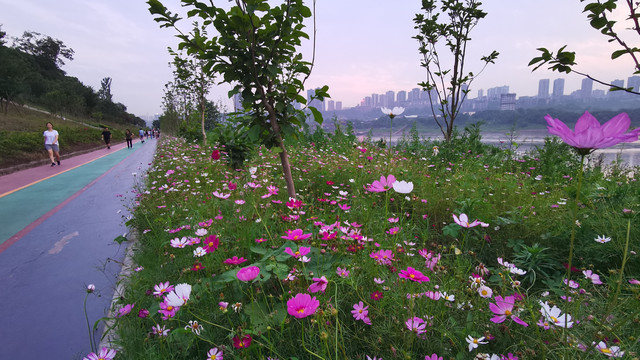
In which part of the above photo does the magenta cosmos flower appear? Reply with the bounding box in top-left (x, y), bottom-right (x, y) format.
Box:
top-left (232, 334), bottom-right (252, 349)
top-left (546, 111), bottom-right (640, 155)
top-left (237, 266), bottom-right (260, 281)
top-left (367, 174), bottom-right (396, 192)
top-left (285, 246), bottom-right (311, 259)
top-left (308, 275), bottom-right (328, 293)
top-left (398, 266), bottom-right (430, 283)
top-left (489, 295), bottom-right (528, 327)
top-left (281, 229), bottom-right (312, 241)
top-left (453, 213), bottom-right (480, 228)
top-left (224, 256), bottom-right (247, 265)
top-left (287, 293), bottom-right (320, 318)
top-left (83, 347), bottom-right (117, 360)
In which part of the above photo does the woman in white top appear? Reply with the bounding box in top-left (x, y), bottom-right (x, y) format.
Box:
top-left (43, 122), bottom-right (61, 167)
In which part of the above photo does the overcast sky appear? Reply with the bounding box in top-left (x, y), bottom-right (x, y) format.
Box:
top-left (1, 0), bottom-right (637, 117)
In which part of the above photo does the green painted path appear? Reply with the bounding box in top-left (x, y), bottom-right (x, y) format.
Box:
top-left (0, 145), bottom-right (141, 245)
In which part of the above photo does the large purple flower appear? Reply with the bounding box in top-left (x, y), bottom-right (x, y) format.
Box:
top-left (545, 111), bottom-right (639, 154)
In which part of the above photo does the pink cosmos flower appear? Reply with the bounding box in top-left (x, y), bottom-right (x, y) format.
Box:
top-left (405, 316), bottom-right (426, 335)
top-left (285, 246), bottom-right (311, 259)
top-left (545, 111), bottom-right (640, 154)
top-left (630, 278), bottom-right (640, 285)
top-left (336, 267), bottom-right (350, 278)
top-left (237, 266), bottom-right (260, 282)
top-left (386, 227), bottom-right (400, 235)
top-left (83, 347), bottom-right (117, 360)
top-left (151, 324), bottom-right (170, 337)
top-left (367, 174), bottom-right (396, 192)
top-left (425, 354), bottom-right (443, 360)
top-left (117, 303), bottom-right (134, 317)
top-left (206, 347), bottom-right (223, 360)
top-left (452, 213), bottom-right (481, 228)
top-left (286, 198), bottom-right (304, 209)
top-left (398, 266), bottom-right (430, 283)
top-left (224, 256), bottom-right (248, 265)
top-left (287, 293), bottom-right (320, 318)
top-left (211, 150), bottom-right (220, 160)
top-left (212, 191), bottom-right (230, 199)
top-left (153, 281), bottom-right (174, 298)
top-left (308, 276), bottom-right (328, 293)
top-left (138, 308), bottom-right (149, 318)
top-left (351, 301), bottom-right (371, 324)
top-left (489, 295), bottom-right (528, 327)
top-left (281, 229), bottom-right (312, 241)
top-left (582, 270), bottom-right (603, 285)
top-left (158, 300), bottom-right (179, 320)
top-left (170, 237), bottom-right (189, 248)
top-left (232, 334), bottom-right (252, 349)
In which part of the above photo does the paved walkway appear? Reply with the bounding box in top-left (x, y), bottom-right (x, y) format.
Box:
top-left (0, 137), bottom-right (157, 360)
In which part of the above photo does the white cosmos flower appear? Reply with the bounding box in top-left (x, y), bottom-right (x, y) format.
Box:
top-left (392, 180), bottom-right (414, 194)
top-left (594, 235), bottom-right (612, 243)
top-left (466, 335), bottom-right (488, 352)
top-left (165, 283), bottom-right (192, 307)
top-left (381, 106), bottom-right (405, 118)
top-left (193, 247), bottom-right (206, 257)
top-left (195, 228), bottom-right (208, 237)
top-left (539, 301), bottom-right (573, 328)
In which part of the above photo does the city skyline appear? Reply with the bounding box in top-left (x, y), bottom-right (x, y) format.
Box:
top-left (1, 0), bottom-right (638, 117)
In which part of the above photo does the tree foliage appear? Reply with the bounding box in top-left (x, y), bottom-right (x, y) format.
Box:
top-left (148, 0), bottom-right (328, 198)
top-left (529, 0), bottom-right (640, 95)
top-left (414, 0), bottom-right (498, 142)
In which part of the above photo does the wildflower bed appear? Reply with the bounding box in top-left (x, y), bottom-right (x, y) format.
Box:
top-left (109, 127), bottom-right (639, 360)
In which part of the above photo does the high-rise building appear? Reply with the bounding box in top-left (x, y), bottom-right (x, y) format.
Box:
top-left (487, 86), bottom-right (509, 100)
top-left (307, 88), bottom-right (324, 111)
top-left (500, 93), bottom-right (516, 111)
top-left (327, 100), bottom-right (335, 112)
top-left (552, 78), bottom-right (565, 97)
top-left (233, 93), bottom-right (243, 112)
top-left (397, 90), bottom-right (407, 104)
top-left (538, 79), bottom-right (550, 98)
top-left (386, 91), bottom-right (395, 107)
top-left (411, 88), bottom-right (421, 102)
top-left (379, 94), bottom-right (386, 107)
top-left (627, 76), bottom-right (640, 92)
top-left (336, 101), bottom-right (342, 111)
top-left (609, 79), bottom-right (625, 97)
top-left (372, 94), bottom-right (379, 107)
top-left (477, 89), bottom-right (484, 98)
top-left (581, 78), bottom-right (593, 98)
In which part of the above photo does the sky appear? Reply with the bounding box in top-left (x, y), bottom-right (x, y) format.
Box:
top-left (1, 0), bottom-right (637, 118)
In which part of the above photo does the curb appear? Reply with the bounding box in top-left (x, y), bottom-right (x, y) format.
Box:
top-left (97, 229), bottom-right (139, 352)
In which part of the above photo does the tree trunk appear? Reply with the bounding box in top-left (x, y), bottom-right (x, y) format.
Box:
top-left (200, 99), bottom-right (207, 145)
top-left (268, 113), bottom-right (296, 199)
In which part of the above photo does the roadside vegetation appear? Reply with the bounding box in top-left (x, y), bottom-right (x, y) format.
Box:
top-left (103, 118), bottom-right (639, 360)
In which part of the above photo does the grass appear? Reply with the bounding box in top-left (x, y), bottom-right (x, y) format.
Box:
top-left (0, 104), bottom-right (132, 168)
top-left (101, 128), bottom-right (639, 360)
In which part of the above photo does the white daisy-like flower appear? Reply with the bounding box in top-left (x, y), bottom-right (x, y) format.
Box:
top-left (477, 285), bottom-right (493, 298)
top-left (594, 235), bottom-right (612, 243)
top-left (466, 335), bottom-right (488, 352)
top-left (185, 320), bottom-right (203, 335)
top-left (194, 228), bottom-right (208, 237)
top-left (392, 180), bottom-right (414, 194)
top-left (193, 247), bottom-right (206, 257)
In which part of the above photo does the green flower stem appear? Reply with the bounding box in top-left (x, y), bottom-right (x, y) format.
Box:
top-left (606, 218), bottom-right (632, 319)
top-left (563, 154), bottom-right (585, 350)
top-left (83, 293), bottom-right (96, 354)
top-left (301, 323), bottom-right (324, 359)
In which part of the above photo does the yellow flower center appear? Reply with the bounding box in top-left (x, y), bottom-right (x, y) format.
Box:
top-left (295, 251), bottom-right (300, 256)
top-left (473, 339), bottom-right (478, 344)
top-left (601, 348), bottom-right (612, 354)
top-left (167, 306), bottom-right (173, 311)
top-left (551, 316), bottom-right (559, 323)
top-left (294, 235), bottom-right (299, 240)
top-left (505, 310), bottom-right (512, 316)
top-left (297, 308), bottom-right (305, 314)
top-left (409, 274), bottom-right (415, 279)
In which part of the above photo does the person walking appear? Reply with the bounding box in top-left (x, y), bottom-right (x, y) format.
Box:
top-left (139, 129), bottom-right (145, 144)
top-left (43, 122), bottom-right (61, 167)
top-left (101, 127), bottom-right (112, 149)
top-left (125, 129), bottom-right (133, 149)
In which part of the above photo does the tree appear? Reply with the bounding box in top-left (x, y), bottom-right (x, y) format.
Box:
top-left (0, 24), bottom-right (6, 46)
top-left (414, 0), bottom-right (498, 142)
top-left (168, 47), bottom-right (214, 144)
top-left (529, 0), bottom-right (640, 95)
top-left (148, 0), bottom-right (327, 198)
top-left (12, 31), bottom-right (74, 73)
top-left (0, 46), bottom-right (28, 113)
top-left (97, 77), bottom-right (113, 102)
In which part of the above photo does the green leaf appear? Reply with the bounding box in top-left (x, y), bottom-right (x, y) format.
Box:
top-left (309, 106), bottom-right (323, 125)
top-left (611, 49), bottom-right (628, 60)
top-left (113, 235), bottom-right (127, 244)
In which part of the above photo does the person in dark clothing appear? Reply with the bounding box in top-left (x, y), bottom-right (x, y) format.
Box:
top-left (102, 127), bottom-right (112, 149)
top-left (125, 129), bottom-right (133, 148)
